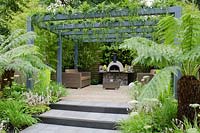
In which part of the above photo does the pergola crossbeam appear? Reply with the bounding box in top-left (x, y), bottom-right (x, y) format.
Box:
top-left (33, 6), bottom-right (181, 22)
top-left (61, 27), bottom-right (155, 36)
top-left (65, 33), bottom-right (152, 40)
top-left (43, 20), bottom-right (158, 30)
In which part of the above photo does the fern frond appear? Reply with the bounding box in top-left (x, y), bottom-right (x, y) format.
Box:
top-left (3, 45), bottom-right (39, 59)
top-left (181, 11), bottom-right (200, 53)
top-left (156, 16), bottom-right (181, 45)
top-left (0, 29), bottom-right (53, 77)
top-left (120, 37), bottom-right (181, 68)
top-left (2, 31), bottom-right (36, 52)
top-left (5, 58), bottom-right (39, 75)
top-left (1, 29), bottom-right (25, 47)
top-left (20, 54), bottom-right (54, 72)
top-left (138, 66), bottom-right (180, 100)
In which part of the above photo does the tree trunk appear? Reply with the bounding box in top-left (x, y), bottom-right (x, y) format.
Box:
top-left (1, 70), bottom-right (14, 90)
top-left (177, 76), bottom-right (200, 122)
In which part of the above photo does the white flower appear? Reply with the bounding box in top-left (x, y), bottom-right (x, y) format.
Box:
top-left (141, 0), bottom-right (154, 7)
top-left (144, 125), bottom-right (152, 129)
top-left (186, 128), bottom-right (198, 133)
top-left (130, 112), bottom-right (139, 117)
top-left (128, 82), bottom-right (135, 89)
top-left (189, 103), bottom-right (200, 108)
top-left (128, 100), bottom-right (139, 105)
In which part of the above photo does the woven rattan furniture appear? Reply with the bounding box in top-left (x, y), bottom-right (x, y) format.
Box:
top-left (62, 69), bottom-right (91, 88)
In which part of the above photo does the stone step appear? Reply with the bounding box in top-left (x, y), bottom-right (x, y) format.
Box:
top-left (39, 109), bottom-right (128, 130)
top-left (21, 123), bottom-right (119, 133)
top-left (50, 100), bottom-right (129, 114)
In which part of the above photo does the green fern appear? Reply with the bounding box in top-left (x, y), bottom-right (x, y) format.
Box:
top-left (120, 9), bottom-right (200, 100)
top-left (120, 37), bottom-right (181, 68)
top-left (181, 11), bottom-right (200, 53)
top-left (0, 29), bottom-right (53, 76)
top-left (138, 66), bottom-right (179, 100)
top-left (156, 16), bottom-right (181, 45)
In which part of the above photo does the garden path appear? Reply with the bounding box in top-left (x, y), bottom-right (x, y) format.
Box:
top-left (62, 85), bottom-right (131, 103)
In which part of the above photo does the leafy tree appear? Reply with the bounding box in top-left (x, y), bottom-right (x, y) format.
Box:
top-left (0, 0), bottom-right (27, 35)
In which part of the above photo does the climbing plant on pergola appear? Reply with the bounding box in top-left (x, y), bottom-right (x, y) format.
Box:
top-left (27, 6), bottom-right (181, 91)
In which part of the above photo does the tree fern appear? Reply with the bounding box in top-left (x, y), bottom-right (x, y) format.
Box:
top-left (0, 29), bottom-right (52, 77)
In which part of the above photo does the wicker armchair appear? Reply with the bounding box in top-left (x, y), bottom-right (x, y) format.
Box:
top-left (62, 69), bottom-right (91, 88)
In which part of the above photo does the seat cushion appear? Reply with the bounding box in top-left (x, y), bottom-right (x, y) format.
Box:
top-left (81, 76), bottom-right (90, 80)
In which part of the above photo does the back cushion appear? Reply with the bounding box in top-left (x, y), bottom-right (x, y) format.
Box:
top-left (65, 69), bottom-right (78, 73)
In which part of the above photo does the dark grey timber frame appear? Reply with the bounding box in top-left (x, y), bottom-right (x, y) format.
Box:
top-left (27, 6), bottom-right (181, 96)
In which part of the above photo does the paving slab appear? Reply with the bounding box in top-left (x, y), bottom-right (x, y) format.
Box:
top-left (57, 100), bottom-right (129, 108)
top-left (40, 109), bottom-right (128, 122)
top-left (21, 123), bottom-right (120, 133)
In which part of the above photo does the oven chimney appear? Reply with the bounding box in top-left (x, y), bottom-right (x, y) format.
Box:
top-left (113, 53), bottom-right (117, 63)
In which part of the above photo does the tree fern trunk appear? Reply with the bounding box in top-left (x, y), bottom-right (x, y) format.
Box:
top-left (1, 70), bottom-right (14, 89)
top-left (177, 76), bottom-right (200, 122)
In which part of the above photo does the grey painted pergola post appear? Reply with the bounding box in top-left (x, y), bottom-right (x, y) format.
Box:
top-left (74, 43), bottom-right (78, 69)
top-left (26, 17), bottom-right (34, 89)
top-left (173, 6), bottom-right (182, 98)
top-left (57, 32), bottom-right (62, 83)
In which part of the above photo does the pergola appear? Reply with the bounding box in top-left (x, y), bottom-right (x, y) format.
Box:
top-left (27, 6), bottom-right (181, 94)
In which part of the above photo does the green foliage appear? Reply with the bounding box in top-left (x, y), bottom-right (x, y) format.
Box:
top-left (155, 9), bottom-right (200, 76)
top-left (152, 98), bottom-right (177, 132)
top-left (120, 37), bottom-right (180, 68)
top-left (0, 29), bottom-right (52, 76)
top-left (34, 28), bottom-right (58, 69)
top-left (0, 100), bottom-right (37, 129)
top-left (25, 104), bottom-right (50, 115)
top-left (3, 82), bottom-right (26, 100)
top-left (101, 44), bottom-right (136, 65)
top-left (0, 0), bottom-right (27, 35)
top-left (78, 43), bottom-right (101, 71)
top-left (120, 8), bottom-right (200, 99)
top-left (156, 16), bottom-right (180, 45)
top-left (35, 69), bottom-right (51, 91)
top-left (138, 66), bottom-right (179, 100)
top-left (172, 117), bottom-right (200, 133)
top-left (34, 81), bottom-right (67, 103)
top-left (119, 113), bottom-right (153, 133)
top-left (120, 97), bottom-right (178, 133)
top-left (49, 82), bottom-right (67, 97)
top-left (129, 81), bottom-right (143, 100)
top-left (152, 0), bottom-right (178, 8)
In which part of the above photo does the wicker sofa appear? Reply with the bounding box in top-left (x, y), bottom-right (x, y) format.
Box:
top-left (62, 69), bottom-right (91, 88)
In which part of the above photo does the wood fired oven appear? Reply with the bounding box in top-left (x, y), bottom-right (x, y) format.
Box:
top-left (102, 53), bottom-right (130, 89)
